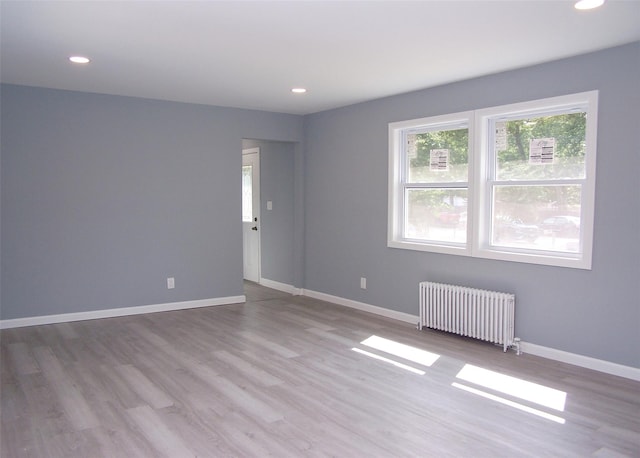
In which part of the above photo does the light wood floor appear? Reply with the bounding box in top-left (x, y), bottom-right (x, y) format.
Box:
top-left (2, 282), bottom-right (639, 457)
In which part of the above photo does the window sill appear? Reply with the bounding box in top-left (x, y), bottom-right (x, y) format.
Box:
top-left (388, 239), bottom-right (591, 269)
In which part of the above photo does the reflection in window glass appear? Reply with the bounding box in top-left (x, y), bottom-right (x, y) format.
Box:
top-left (495, 112), bottom-right (586, 181)
top-left (408, 127), bottom-right (468, 183)
top-left (492, 185), bottom-right (581, 253)
top-left (405, 188), bottom-right (467, 244)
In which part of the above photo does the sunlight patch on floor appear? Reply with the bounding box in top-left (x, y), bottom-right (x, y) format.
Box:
top-left (351, 336), bottom-right (567, 424)
top-left (452, 382), bottom-right (566, 424)
top-left (351, 348), bottom-right (426, 375)
top-left (456, 364), bottom-right (567, 411)
top-left (360, 335), bottom-right (440, 367)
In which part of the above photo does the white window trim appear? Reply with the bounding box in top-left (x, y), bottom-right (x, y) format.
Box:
top-left (388, 91), bottom-right (598, 270)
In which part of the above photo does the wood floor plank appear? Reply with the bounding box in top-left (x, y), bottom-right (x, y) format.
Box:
top-left (211, 349), bottom-right (285, 387)
top-left (80, 424), bottom-right (158, 458)
top-left (150, 404), bottom-right (237, 458)
top-left (1, 415), bottom-right (49, 458)
top-left (125, 405), bottom-right (197, 457)
top-left (31, 346), bottom-right (100, 431)
top-left (211, 410), bottom-right (299, 457)
top-left (12, 372), bottom-right (76, 438)
top-left (52, 322), bottom-right (80, 340)
top-left (190, 362), bottom-right (284, 424)
top-left (238, 330), bottom-right (300, 358)
top-left (113, 364), bottom-right (174, 409)
top-left (6, 342), bottom-right (40, 376)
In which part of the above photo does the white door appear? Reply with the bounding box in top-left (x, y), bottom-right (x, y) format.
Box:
top-left (242, 148), bottom-right (260, 282)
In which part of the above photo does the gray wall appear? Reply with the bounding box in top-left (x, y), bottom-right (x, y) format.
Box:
top-left (242, 139), bottom-right (296, 287)
top-left (1, 85), bottom-right (303, 319)
top-left (304, 42), bottom-right (640, 368)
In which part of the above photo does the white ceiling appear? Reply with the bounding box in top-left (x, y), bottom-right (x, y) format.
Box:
top-left (2, 1), bottom-right (639, 115)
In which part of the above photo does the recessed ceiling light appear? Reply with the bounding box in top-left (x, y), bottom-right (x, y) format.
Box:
top-left (291, 88), bottom-right (307, 94)
top-left (69, 56), bottom-right (90, 64)
top-left (574, 0), bottom-right (605, 10)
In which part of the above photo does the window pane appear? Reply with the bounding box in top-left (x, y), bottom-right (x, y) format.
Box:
top-left (495, 112), bottom-right (586, 181)
top-left (405, 188), bottom-right (467, 243)
top-left (492, 185), bottom-right (581, 253)
top-left (242, 165), bottom-right (252, 222)
top-left (408, 127), bottom-right (468, 183)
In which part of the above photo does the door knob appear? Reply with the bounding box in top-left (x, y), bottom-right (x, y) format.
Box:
top-left (251, 226), bottom-right (258, 231)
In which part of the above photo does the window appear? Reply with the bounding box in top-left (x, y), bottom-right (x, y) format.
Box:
top-left (389, 91), bottom-right (598, 269)
top-left (242, 164), bottom-right (253, 222)
top-left (388, 112), bottom-right (473, 255)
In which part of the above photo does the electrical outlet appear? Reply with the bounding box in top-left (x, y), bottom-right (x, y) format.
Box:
top-left (360, 277), bottom-right (367, 289)
top-left (167, 277), bottom-right (175, 289)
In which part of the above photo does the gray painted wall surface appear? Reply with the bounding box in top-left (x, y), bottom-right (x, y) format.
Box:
top-left (1, 85), bottom-right (303, 319)
top-left (304, 42), bottom-right (640, 368)
top-left (242, 139), bottom-right (296, 286)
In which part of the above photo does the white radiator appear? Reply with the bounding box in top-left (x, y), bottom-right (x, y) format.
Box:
top-left (419, 281), bottom-right (516, 352)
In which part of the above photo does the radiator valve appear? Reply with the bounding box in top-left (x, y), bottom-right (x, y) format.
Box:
top-left (512, 337), bottom-right (521, 356)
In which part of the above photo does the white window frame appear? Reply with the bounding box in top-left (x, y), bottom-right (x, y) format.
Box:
top-left (388, 91), bottom-right (598, 269)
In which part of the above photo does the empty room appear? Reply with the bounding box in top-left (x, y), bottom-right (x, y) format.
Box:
top-left (1, 1), bottom-right (639, 456)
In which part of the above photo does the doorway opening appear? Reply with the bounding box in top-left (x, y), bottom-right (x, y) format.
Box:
top-left (242, 148), bottom-right (260, 283)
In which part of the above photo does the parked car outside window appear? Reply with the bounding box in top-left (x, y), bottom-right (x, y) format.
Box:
top-left (494, 215), bottom-right (540, 242)
top-left (541, 216), bottom-right (580, 236)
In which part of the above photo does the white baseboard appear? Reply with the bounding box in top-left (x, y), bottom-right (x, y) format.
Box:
top-left (0, 295), bottom-right (246, 330)
top-left (259, 278), bottom-right (302, 295)
top-left (519, 341), bottom-right (640, 382)
top-left (301, 289), bottom-right (640, 382)
top-left (302, 289), bottom-right (419, 325)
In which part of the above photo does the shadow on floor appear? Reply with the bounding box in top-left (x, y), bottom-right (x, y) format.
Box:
top-left (243, 280), bottom-right (292, 303)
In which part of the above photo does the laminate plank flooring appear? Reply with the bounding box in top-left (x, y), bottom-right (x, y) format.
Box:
top-left (2, 282), bottom-right (639, 457)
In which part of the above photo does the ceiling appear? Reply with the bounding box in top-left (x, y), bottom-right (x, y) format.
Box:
top-left (2, 1), bottom-right (639, 115)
